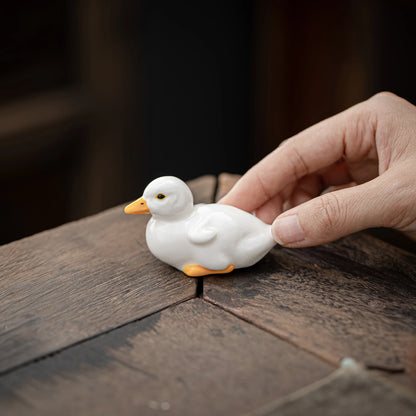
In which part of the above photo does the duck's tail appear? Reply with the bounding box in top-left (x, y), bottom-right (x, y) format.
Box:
top-left (236, 225), bottom-right (276, 268)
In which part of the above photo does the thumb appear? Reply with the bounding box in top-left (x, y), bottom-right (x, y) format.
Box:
top-left (272, 177), bottom-right (392, 247)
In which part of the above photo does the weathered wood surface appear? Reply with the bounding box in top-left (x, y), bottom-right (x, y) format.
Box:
top-left (204, 243), bottom-right (416, 370)
top-left (248, 364), bottom-right (416, 416)
top-left (205, 173), bottom-right (416, 387)
top-left (0, 299), bottom-right (333, 416)
top-left (0, 175), bottom-right (215, 374)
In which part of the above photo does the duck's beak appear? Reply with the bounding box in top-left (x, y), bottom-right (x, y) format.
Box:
top-left (124, 197), bottom-right (150, 215)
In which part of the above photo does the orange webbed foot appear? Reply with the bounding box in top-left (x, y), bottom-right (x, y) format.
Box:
top-left (183, 264), bottom-right (235, 277)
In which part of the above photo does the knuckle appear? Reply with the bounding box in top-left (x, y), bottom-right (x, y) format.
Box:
top-left (370, 91), bottom-right (398, 103)
top-left (278, 138), bottom-right (289, 148)
top-left (287, 144), bottom-right (309, 180)
top-left (366, 92), bottom-right (404, 118)
top-left (253, 168), bottom-right (273, 201)
top-left (384, 177), bottom-right (416, 230)
top-left (362, 92), bottom-right (400, 133)
top-left (344, 110), bottom-right (378, 161)
top-left (316, 192), bottom-right (345, 231)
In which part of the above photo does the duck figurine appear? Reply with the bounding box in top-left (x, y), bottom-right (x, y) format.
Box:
top-left (124, 176), bottom-right (276, 277)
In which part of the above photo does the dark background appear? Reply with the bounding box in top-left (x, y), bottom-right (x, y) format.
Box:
top-left (1, 0), bottom-right (415, 244)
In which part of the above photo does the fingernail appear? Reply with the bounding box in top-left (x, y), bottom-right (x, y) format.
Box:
top-left (272, 214), bottom-right (305, 245)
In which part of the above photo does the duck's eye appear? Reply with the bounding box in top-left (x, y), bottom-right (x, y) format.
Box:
top-left (156, 193), bottom-right (166, 200)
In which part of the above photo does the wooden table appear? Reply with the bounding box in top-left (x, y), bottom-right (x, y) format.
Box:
top-left (1, 174), bottom-right (416, 415)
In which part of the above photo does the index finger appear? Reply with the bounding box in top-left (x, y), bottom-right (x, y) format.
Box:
top-left (220, 99), bottom-right (376, 213)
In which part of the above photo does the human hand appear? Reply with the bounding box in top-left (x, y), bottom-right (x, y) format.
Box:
top-left (220, 92), bottom-right (416, 247)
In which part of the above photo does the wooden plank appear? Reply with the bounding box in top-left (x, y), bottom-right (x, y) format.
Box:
top-left (204, 241), bottom-right (416, 377)
top-left (0, 298), bottom-right (333, 416)
top-left (248, 364), bottom-right (416, 416)
top-left (311, 232), bottom-right (416, 279)
top-left (0, 176), bottom-right (214, 373)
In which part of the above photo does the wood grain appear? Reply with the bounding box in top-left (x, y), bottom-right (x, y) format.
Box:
top-left (310, 231), bottom-right (416, 278)
top-left (0, 298), bottom-right (333, 416)
top-left (204, 241), bottom-right (416, 376)
top-left (0, 176), bottom-right (215, 373)
top-left (248, 365), bottom-right (416, 416)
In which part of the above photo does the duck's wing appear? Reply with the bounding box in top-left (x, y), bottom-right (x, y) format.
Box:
top-left (187, 213), bottom-right (218, 244)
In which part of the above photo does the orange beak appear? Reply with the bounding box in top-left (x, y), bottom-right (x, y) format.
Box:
top-left (124, 197), bottom-right (150, 215)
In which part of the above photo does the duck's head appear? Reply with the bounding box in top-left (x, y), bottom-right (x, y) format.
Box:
top-left (124, 176), bottom-right (194, 219)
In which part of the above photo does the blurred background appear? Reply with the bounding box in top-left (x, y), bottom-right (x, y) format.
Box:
top-left (1, 0), bottom-right (415, 245)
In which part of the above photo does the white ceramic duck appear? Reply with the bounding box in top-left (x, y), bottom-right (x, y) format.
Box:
top-left (124, 176), bottom-right (276, 277)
